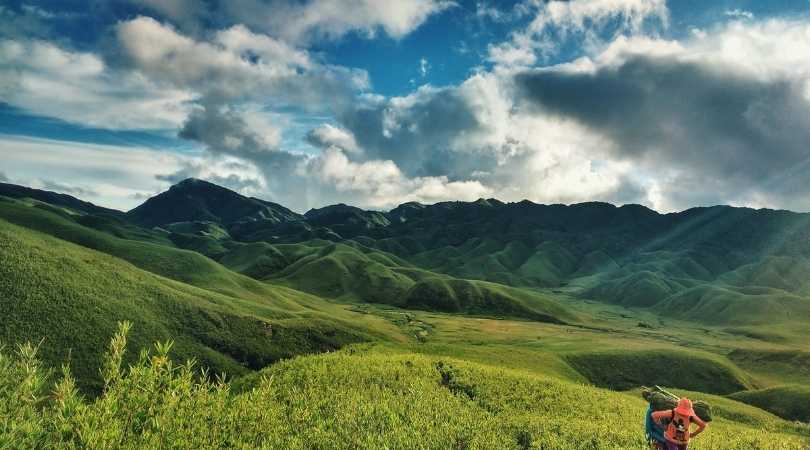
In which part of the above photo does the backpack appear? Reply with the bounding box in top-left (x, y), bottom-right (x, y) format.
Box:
top-left (666, 409), bottom-right (690, 443)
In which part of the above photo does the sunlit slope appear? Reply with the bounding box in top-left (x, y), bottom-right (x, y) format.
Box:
top-left (0, 197), bottom-right (304, 304)
top-left (0, 217), bottom-right (401, 393)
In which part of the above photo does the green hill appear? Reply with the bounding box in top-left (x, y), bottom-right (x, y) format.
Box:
top-left (0, 215), bottom-right (400, 393)
top-left (216, 239), bottom-right (576, 323)
top-left (565, 349), bottom-right (751, 394)
top-left (730, 385), bottom-right (810, 422)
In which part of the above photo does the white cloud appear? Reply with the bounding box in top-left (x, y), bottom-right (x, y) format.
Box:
top-left (117, 17), bottom-right (369, 109)
top-left (514, 19), bottom-right (810, 212)
top-left (222, 0), bottom-right (455, 44)
top-left (487, 0), bottom-right (668, 66)
top-left (306, 124), bottom-right (360, 154)
top-left (0, 38), bottom-right (194, 129)
top-left (305, 147), bottom-right (491, 208)
top-left (0, 135), bottom-right (188, 209)
top-left (725, 9), bottom-right (754, 20)
top-left (419, 57), bottom-right (430, 77)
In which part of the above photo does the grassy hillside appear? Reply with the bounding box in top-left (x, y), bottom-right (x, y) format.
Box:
top-left (2, 331), bottom-right (807, 449)
top-left (565, 349), bottom-right (751, 394)
top-left (0, 217), bottom-right (402, 393)
top-left (730, 385), bottom-right (810, 423)
top-left (0, 198), bottom-right (306, 304)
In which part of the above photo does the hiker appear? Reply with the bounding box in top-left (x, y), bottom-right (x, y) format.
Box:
top-left (651, 397), bottom-right (707, 450)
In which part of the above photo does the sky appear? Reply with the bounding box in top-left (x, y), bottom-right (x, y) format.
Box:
top-left (2, 0), bottom-right (810, 213)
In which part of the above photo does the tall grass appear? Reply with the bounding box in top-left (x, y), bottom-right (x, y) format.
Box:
top-left (2, 324), bottom-right (807, 449)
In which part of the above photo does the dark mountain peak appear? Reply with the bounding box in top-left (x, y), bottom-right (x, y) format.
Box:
top-left (169, 178), bottom-right (229, 194)
top-left (397, 201), bottom-right (426, 209)
top-left (175, 177), bottom-right (204, 186)
top-left (127, 178), bottom-right (301, 228)
top-left (387, 201), bottom-right (426, 222)
top-left (472, 198), bottom-right (504, 207)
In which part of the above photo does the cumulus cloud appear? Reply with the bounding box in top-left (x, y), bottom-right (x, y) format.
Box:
top-left (0, 38), bottom-right (193, 129)
top-left (306, 124), bottom-right (360, 154)
top-left (8, 1), bottom-right (810, 215)
top-left (221, 0), bottom-right (455, 44)
top-left (303, 147), bottom-right (491, 208)
top-left (116, 16), bottom-right (368, 110)
top-left (0, 171), bottom-right (9, 182)
top-left (488, 0), bottom-right (668, 66)
top-left (513, 20), bottom-right (810, 211)
top-left (333, 71), bottom-right (635, 207)
top-left (154, 158), bottom-right (267, 196)
top-left (179, 105), bottom-right (283, 158)
top-left (313, 17), bottom-right (810, 212)
top-left (171, 102), bottom-right (494, 210)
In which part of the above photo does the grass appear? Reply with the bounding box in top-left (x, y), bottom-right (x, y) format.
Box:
top-left (0, 216), bottom-right (402, 393)
top-left (1, 326), bottom-right (807, 449)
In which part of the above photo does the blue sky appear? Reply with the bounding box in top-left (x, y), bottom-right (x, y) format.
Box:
top-left (2, 0), bottom-right (810, 212)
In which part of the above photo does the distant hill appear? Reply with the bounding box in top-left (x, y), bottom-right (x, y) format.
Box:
top-left (0, 182), bottom-right (122, 216)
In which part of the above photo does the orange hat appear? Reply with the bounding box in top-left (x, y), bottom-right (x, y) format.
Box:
top-left (675, 397), bottom-right (695, 417)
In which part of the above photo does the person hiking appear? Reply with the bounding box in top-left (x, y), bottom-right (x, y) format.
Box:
top-left (651, 397), bottom-right (707, 450)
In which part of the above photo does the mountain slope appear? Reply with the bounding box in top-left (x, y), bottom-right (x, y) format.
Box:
top-left (0, 217), bottom-right (384, 393)
top-left (0, 182), bottom-right (121, 216)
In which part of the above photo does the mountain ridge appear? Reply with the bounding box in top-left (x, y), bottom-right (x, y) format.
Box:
top-left (5, 178), bottom-right (810, 329)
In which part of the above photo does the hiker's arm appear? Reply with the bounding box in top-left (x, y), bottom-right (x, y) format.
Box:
top-left (690, 416), bottom-right (706, 438)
